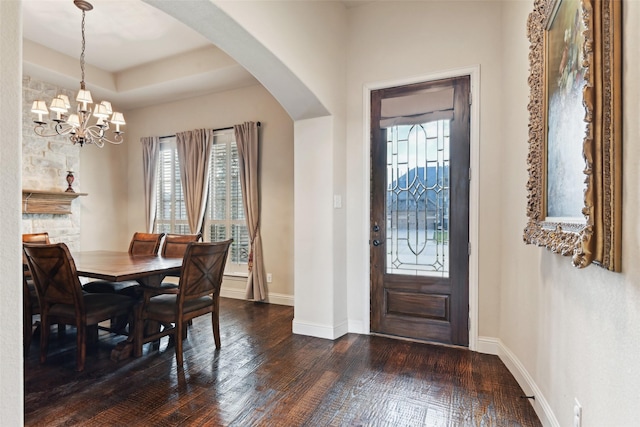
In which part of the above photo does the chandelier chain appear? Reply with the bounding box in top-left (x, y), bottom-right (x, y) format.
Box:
top-left (80, 10), bottom-right (86, 90)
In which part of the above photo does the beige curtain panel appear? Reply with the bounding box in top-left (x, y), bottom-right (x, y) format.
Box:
top-left (380, 87), bottom-right (454, 127)
top-left (176, 129), bottom-right (214, 234)
top-left (234, 121), bottom-right (267, 301)
top-left (141, 136), bottom-right (160, 233)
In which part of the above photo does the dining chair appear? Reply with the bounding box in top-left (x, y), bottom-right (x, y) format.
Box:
top-left (22, 232), bottom-right (50, 355)
top-left (161, 233), bottom-right (202, 258)
top-left (23, 242), bottom-right (136, 371)
top-left (82, 232), bottom-right (165, 296)
top-left (134, 239), bottom-right (232, 366)
top-left (160, 233), bottom-right (202, 281)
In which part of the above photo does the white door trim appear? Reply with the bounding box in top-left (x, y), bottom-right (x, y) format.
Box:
top-left (361, 65), bottom-right (481, 350)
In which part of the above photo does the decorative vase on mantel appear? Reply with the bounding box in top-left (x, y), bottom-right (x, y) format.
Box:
top-left (65, 171), bottom-right (75, 193)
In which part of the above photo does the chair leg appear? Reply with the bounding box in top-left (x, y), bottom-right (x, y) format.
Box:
top-left (87, 324), bottom-right (99, 346)
top-left (76, 324), bottom-right (86, 372)
top-left (212, 299), bottom-right (221, 349)
top-left (175, 319), bottom-right (183, 366)
top-left (40, 315), bottom-right (50, 364)
top-left (24, 306), bottom-right (32, 357)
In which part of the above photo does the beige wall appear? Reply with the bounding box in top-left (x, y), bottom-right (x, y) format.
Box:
top-left (79, 140), bottom-right (129, 251)
top-left (0, 1), bottom-right (24, 424)
top-left (122, 84), bottom-right (294, 303)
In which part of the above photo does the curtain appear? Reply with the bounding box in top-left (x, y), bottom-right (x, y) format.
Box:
top-left (141, 136), bottom-right (160, 233)
top-left (234, 122), bottom-right (267, 301)
top-left (176, 129), bottom-right (213, 234)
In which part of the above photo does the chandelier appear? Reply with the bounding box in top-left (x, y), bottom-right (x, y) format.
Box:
top-left (31, 0), bottom-right (125, 148)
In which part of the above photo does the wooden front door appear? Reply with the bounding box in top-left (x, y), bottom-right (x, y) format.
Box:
top-left (370, 76), bottom-right (470, 346)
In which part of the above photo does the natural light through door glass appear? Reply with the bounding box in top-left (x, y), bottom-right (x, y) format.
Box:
top-left (386, 121), bottom-right (450, 277)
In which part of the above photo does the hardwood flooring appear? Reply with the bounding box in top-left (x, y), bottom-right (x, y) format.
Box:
top-left (24, 298), bottom-right (541, 426)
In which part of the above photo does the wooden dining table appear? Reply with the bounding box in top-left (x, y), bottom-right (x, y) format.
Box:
top-left (73, 250), bottom-right (182, 287)
top-left (72, 250), bottom-right (184, 361)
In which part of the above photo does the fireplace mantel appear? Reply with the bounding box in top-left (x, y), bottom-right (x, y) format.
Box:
top-left (22, 190), bottom-right (87, 215)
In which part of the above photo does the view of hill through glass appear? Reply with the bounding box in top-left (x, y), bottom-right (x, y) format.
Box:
top-left (386, 121), bottom-right (450, 277)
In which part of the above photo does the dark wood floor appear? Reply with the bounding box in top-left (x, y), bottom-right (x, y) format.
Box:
top-left (24, 298), bottom-right (541, 426)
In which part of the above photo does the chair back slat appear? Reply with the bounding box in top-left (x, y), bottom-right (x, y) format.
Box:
top-left (178, 240), bottom-right (232, 302)
top-left (23, 243), bottom-right (84, 311)
top-left (22, 233), bottom-right (51, 269)
top-left (129, 232), bottom-right (165, 256)
top-left (22, 232), bottom-right (51, 244)
top-left (161, 233), bottom-right (202, 258)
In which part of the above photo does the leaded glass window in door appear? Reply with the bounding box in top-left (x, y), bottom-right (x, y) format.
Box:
top-left (386, 120), bottom-right (450, 277)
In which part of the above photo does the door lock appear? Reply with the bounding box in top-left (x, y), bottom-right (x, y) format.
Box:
top-left (372, 239), bottom-right (381, 246)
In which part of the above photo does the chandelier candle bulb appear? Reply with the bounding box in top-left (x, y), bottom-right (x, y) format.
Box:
top-left (76, 90), bottom-right (93, 112)
top-left (31, 101), bottom-right (48, 123)
top-left (30, 0), bottom-right (125, 148)
top-left (49, 97), bottom-right (68, 121)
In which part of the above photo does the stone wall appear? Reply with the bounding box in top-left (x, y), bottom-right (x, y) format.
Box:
top-left (22, 76), bottom-right (81, 251)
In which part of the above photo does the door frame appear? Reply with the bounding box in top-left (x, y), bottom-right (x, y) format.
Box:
top-left (362, 65), bottom-right (480, 350)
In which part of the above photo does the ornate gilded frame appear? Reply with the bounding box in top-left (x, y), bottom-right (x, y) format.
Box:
top-left (523, 0), bottom-right (621, 271)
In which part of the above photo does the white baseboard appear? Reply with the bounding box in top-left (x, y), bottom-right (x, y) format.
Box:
top-left (219, 288), bottom-right (294, 306)
top-left (477, 336), bottom-right (559, 427)
top-left (292, 319), bottom-right (348, 340)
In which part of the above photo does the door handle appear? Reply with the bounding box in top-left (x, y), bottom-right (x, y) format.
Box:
top-left (372, 239), bottom-right (382, 246)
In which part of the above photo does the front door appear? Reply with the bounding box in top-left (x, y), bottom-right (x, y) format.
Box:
top-left (370, 76), bottom-right (470, 346)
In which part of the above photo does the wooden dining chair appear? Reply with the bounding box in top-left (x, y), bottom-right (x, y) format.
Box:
top-left (161, 233), bottom-right (202, 258)
top-left (22, 232), bottom-right (50, 355)
top-left (129, 232), bottom-right (166, 256)
top-left (160, 233), bottom-right (202, 281)
top-left (23, 242), bottom-right (136, 371)
top-left (134, 239), bottom-right (232, 366)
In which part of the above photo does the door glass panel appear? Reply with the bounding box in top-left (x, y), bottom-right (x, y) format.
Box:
top-left (386, 121), bottom-right (450, 277)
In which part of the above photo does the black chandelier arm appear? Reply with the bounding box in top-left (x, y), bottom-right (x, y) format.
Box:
top-left (34, 122), bottom-right (124, 147)
top-left (33, 122), bottom-right (75, 138)
top-left (84, 125), bottom-right (125, 146)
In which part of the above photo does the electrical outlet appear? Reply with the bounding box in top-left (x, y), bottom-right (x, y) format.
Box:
top-left (573, 398), bottom-right (582, 427)
top-left (266, 273), bottom-right (272, 283)
top-left (333, 195), bottom-right (342, 209)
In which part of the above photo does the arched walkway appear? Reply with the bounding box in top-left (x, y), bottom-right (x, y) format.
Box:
top-left (144, 0), bottom-right (329, 121)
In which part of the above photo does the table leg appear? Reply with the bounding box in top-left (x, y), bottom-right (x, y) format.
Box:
top-left (110, 311), bottom-right (136, 362)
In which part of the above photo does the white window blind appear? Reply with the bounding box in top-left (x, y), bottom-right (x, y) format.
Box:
top-left (204, 131), bottom-right (249, 274)
top-left (154, 130), bottom-right (249, 275)
top-left (155, 137), bottom-right (189, 234)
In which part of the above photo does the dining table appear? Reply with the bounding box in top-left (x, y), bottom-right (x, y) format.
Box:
top-left (72, 250), bottom-right (184, 361)
top-left (73, 250), bottom-right (183, 287)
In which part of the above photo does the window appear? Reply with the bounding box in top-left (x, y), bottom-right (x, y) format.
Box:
top-left (155, 130), bottom-right (249, 275)
top-left (156, 137), bottom-right (189, 234)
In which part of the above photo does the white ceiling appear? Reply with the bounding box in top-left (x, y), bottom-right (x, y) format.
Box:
top-left (22, 0), bottom-right (368, 111)
top-left (22, 0), bottom-right (259, 109)
top-left (23, 0), bottom-right (212, 72)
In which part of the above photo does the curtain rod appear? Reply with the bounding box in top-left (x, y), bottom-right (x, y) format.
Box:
top-left (159, 122), bottom-right (261, 140)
